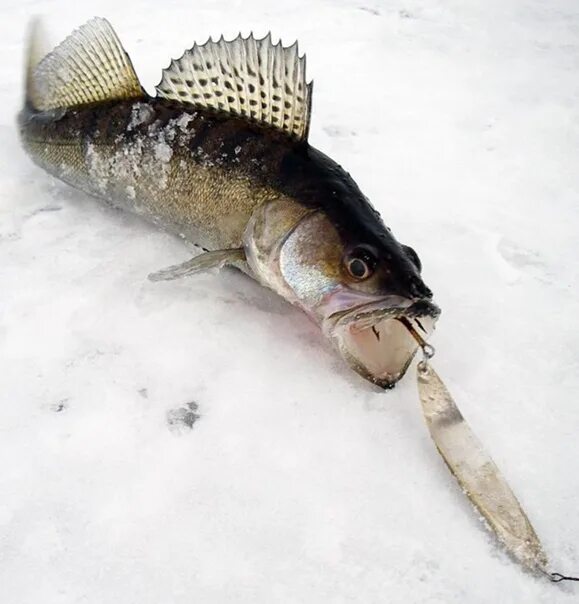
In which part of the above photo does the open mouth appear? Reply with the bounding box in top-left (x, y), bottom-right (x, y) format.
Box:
top-left (325, 297), bottom-right (441, 388)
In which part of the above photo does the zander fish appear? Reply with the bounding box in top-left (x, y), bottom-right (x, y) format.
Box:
top-left (19, 17), bottom-right (440, 387)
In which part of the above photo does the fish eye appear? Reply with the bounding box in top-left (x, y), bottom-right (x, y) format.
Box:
top-left (344, 247), bottom-right (377, 280)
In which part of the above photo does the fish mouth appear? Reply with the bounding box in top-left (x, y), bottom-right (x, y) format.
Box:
top-left (325, 296), bottom-right (441, 388)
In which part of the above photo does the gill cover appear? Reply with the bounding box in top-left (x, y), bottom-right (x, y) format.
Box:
top-left (244, 198), bottom-right (315, 301)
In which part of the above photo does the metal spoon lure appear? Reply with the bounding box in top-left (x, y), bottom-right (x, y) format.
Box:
top-left (398, 318), bottom-right (577, 581)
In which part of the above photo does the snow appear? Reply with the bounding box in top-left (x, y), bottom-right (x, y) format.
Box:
top-left (127, 102), bottom-right (155, 131)
top-left (1, 0), bottom-right (578, 602)
top-left (154, 141), bottom-right (173, 163)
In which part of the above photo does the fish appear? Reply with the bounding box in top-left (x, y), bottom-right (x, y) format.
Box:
top-left (18, 17), bottom-right (440, 388)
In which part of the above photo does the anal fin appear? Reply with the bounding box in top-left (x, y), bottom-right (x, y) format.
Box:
top-left (148, 248), bottom-right (246, 282)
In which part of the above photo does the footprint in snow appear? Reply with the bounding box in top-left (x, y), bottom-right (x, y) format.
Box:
top-left (322, 125), bottom-right (357, 139)
top-left (167, 401), bottom-right (201, 431)
top-left (50, 399), bottom-right (68, 413)
top-left (497, 238), bottom-right (551, 281)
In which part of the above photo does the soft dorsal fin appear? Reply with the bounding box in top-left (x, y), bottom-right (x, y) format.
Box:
top-left (28, 17), bottom-right (144, 111)
top-left (156, 34), bottom-right (313, 141)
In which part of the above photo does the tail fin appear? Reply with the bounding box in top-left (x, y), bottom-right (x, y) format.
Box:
top-left (24, 17), bottom-right (144, 112)
top-left (24, 17), bottom-right (49, 110)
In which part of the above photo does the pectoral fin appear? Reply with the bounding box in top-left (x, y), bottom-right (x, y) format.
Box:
top-left (148, 248), bottom-right (246, 282)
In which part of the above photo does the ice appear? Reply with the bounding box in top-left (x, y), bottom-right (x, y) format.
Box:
top-left (1, 1), bottom-right (578, 603)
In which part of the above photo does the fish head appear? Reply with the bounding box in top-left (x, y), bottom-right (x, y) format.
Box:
top-left (275, 207), bottom-right (440, 387)
top-left (246, 194), bottom-right (440, 389)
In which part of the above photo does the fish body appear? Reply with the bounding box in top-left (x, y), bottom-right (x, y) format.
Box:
top-left (20, 99), bottom-right (291, 252)
top-left (19, 18), bottom-right (440, 387)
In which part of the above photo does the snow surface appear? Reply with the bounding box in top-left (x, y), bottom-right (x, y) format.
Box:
top-left (1, 1), bottom-right (579, 602)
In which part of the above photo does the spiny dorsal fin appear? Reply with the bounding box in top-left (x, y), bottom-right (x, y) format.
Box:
top-left (156, 33), bottom-right (313, 141)
top-left (29, 17), bottom-right (143, 111)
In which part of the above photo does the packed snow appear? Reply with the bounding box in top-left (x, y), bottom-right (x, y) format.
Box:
top-left (1, 1), bottom-right (579, 602)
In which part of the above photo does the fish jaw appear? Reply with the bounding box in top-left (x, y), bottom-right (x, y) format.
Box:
top-left (322, 294), bottom-right (441, 388)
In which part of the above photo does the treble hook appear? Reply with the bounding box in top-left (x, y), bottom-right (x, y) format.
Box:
top-left (396, 317), bottom-right (435, 370)
top-left (549, 572), bottom-right (579, 583)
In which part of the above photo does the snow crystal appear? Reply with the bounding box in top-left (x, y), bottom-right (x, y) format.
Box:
top-left (175, 113), bottom-right (194, 133)
top-left (128, 103), bottom-right (154, 131)
top-left (154, 141), bottom-right (173, 163)
top-left (85, 141), bottom-right (112, 194)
